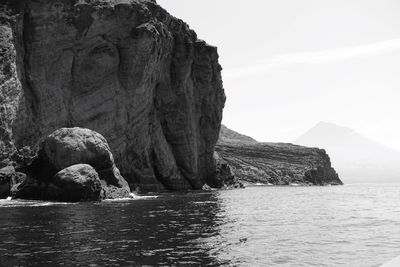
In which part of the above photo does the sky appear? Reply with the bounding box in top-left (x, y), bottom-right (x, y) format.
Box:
top-left (158, 0), bottom-right (400, 151)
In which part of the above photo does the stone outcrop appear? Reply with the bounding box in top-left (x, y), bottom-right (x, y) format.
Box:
top-left (15, 128), bottom-right (130, 200)
top-left (0, 165), bottom-right (26, 198)
top-left (0, 0), bottom-right (225, 192)
top-left (212, 152), bottom-right (243, 189)
top-left (217, 125), bottom-right (343, 186)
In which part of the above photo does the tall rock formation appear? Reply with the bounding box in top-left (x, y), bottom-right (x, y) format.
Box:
top-left (0, 0), bottom-right (225, 192)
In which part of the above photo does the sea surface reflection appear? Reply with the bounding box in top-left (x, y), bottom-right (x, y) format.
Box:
top-left (1, 184), bottom-right (400, 266)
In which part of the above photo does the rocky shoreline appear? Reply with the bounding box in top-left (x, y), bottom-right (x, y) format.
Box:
top-left (0, 1), bottom-right (342, 202)
top-left (0, 0), bottom-right (227, 194)
top-left (216, 143), bottom-right (342, 186)
top-left (217, 125), bottom-right (343, 186)
top-left (1, 128), bottom-right (130, 201)
top-left (0, 123), bottom-right (343, 202)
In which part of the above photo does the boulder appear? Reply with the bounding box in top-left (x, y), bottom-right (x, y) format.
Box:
top-left (32, 128), bottom-right (127, 187)
top-left (16, 128), bottom-right (130, 200)
top-left (45, 164), bottom-right (102, 202)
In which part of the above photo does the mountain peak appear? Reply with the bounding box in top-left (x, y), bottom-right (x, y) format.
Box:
top-left (295, 122), bottom-right (359, 148)
top-left (313, 121), bottom-right (354, 133)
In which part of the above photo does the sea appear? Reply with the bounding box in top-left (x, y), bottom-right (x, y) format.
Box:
top-left (0, 184), bottom-right (399, 266)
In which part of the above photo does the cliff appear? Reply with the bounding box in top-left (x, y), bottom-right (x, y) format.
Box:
top-left (0, 0), bottom-right (226, 192)
top-left (217, 125), bottom-right (342, 186)
top-left (218, 124), bottom-right (257, 145)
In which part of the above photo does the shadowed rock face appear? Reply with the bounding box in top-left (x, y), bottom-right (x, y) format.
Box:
top-left (212, 151), bottom-right (243, 189)
top-left (0, 166), bottom-right (26, 198)
top-left (217, 126), bottom-right (343, 186)
top-left (15, 128), bottom-right (131, 200)
top-left (0, 0), bottom-right (225, 192)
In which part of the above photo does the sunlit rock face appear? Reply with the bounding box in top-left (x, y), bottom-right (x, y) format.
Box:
top-left (0, 0), bottom-right (226, 192)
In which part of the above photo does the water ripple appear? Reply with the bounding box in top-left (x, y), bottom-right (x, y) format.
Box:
top-left (0, 185), bottom-right (399, 266)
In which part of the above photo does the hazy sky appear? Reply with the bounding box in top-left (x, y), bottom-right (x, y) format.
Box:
top-left (158, 0), bottom-right (400, 150)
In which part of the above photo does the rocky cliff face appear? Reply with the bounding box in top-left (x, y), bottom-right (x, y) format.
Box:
top-left (0, 0), bottom-right (225, 192)
top-left (217, 126), bottom-right (343, 186)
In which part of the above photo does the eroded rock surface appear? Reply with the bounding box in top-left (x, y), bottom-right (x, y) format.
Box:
top-left (0, 0), bottom-right (225, 192)
top-left (218, 125), bottom-right (343, 186)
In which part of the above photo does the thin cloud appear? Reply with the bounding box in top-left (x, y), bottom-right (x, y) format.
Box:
top-left (224, 38), bottom-right (400, 79)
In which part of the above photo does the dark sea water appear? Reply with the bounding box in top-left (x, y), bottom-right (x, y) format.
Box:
top-left (1, 184), bottom-right (400, 266)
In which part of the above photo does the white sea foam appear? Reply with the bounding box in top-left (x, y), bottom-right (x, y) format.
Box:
top-left (102, 193), bottom-right (158, 202)
top-left (249, 183), bottom-right (273, 187)
top-left (0, 196), bottom-right (12, 202)
top-left (0, 194), bottom-right (159, 207)
top-left (0, 199), bottom-right (74, 208)
top-left (129, 193), bottom-right (158, 200)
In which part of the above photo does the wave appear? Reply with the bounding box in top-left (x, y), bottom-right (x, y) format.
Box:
top-left (0, 193), bottom-right (159, 207)
top-left (0, 198), bottom-right (75, 208)
top-left (129, 193), bottom-right (158, 200)
top-left (247, 183), bottom-right (273, 187)
top-left (0, 196), bottom-right (12, 201)
top-left (102, 193), bottom-right (158, 202)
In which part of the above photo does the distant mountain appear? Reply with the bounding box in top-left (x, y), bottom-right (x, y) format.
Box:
top-left (218, 124), bottom-right (258, 145)
top-left (295, 122), bottom-right (400, 183)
